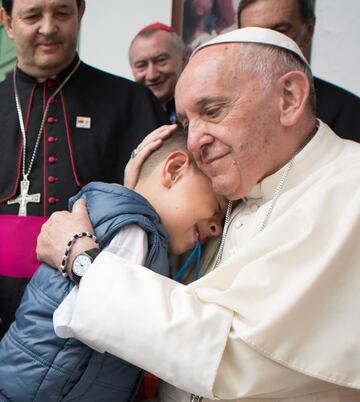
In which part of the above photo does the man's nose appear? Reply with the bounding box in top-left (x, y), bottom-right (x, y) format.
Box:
top-left (187, 122), bottom-right (213, 158)
top-left (146, 63), bottom-right (160, 81)
top-left (38, 15), bottom-right (58, 36)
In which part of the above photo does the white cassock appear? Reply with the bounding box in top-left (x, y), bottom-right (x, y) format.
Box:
top-left (55, 121), bottom-right (360, 401)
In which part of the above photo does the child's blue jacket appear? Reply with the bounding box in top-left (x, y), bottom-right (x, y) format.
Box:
top-left (0, 182), bottom-right (169, 402)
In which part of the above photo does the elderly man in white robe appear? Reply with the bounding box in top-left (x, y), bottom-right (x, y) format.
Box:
top-left (37, 28), bottom-right (360, 401)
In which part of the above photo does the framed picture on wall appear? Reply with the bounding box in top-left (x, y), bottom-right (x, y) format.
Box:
top-left (172, 0), bottom-right (240, 53)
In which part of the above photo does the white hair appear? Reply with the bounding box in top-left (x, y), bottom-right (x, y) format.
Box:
top-left (235, 43), bottom-right (316, 113)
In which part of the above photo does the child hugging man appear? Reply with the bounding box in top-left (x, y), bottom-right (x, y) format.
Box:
top-left (0, 128), bottom-right (225, 402)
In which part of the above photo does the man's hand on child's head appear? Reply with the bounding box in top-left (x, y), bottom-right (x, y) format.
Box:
top-left (124, 124), bottom-right (178, 189)
top-left (36, 199), bottom-right (97, 274)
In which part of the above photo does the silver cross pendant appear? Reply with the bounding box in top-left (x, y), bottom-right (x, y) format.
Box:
top-left (7, 177), bottom-right (41, 216)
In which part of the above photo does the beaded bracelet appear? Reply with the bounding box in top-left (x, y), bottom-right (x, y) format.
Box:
top-left (60, 231), bottom-right (98, 277)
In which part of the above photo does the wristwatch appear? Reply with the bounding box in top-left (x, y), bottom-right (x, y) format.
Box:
top-left (71, 248), bottom-right (101, 285)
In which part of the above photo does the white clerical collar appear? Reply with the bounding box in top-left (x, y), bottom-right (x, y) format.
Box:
top-left (246, 183), bottom-right (262, 200)
top-left (37, 75), bottom-right (57, 83)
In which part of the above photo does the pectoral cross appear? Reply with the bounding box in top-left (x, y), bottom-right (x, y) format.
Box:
top-left (7, 176), bottom-right (41, 216)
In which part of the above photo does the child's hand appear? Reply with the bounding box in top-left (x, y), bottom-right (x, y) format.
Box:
top-left (124, 124), bottom-right (178, 189)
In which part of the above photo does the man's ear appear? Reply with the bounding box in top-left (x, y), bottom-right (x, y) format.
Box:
top-left (277, 71), bottom-right (310, 127)
top-left (0, 8), bottom-right (14, 40)
top-left (161, 151), bottom-right (191, 188)
top-left (78, 0), bottom-right (86, 22)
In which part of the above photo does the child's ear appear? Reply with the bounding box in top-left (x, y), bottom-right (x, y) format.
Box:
top-left (162, 151), bottom-right (191, 188)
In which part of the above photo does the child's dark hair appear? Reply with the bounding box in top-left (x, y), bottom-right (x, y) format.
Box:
top-left (139, 127), bottom-right (197, 179)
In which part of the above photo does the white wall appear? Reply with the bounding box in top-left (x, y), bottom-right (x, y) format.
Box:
top-left (79, 0), bottom-right (360, 97)
top-left (79, 0), bottom-right (172, 80)
top-left (311, 0), bottom-right (360, 97)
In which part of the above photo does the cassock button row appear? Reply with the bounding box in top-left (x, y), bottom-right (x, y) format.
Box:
top-left (48, 156), bottom-right (58, 164)
top-left (47, 117), bottom-right (58, 124)
top-left (48, 197), bottom-right (59, 204)
top-left (48, 136), bottom-right (58, 143)
top-left (48, 176), bottom-right (58, 183)
top-left (49, 98), bottom-right (57, 105)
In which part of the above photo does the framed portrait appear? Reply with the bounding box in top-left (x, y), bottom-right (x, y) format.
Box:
top-left (172, 0), bottom-right (240, 53)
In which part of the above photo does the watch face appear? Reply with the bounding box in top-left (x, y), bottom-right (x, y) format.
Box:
top-left (73, 254), bottom-right (92, 276)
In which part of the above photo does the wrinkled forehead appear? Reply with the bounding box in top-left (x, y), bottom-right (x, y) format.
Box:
top-left (131, 31), bottom-right (178, 59)
top-left (175, 43), bottom-right (240, 100)
top-left (178, 45), bottom-right (232, 82)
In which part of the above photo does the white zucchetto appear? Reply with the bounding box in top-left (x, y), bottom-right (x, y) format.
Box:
top-left (192, 27), bottom-right (310, 68)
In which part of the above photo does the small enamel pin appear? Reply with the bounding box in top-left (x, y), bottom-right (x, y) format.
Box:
top-left (76, 116), bottom-right (91, 129)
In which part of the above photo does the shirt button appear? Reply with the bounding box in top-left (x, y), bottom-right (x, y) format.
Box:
top-left (48, 197), bottom-right (59, 204)
top-left (48, 176), bottom-right (58, 183)
top-left (48, 136), bottom-right (58, 143)
top-left (47, 117), bottom-right (58, 124)
top-left (48, 156), bottom-right (58, 164)
top-left (235, 220), bottom-right (244, 229)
